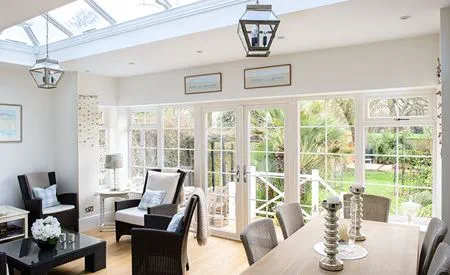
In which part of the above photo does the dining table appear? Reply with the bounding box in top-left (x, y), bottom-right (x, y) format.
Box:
top-left (240, 217), bottom-right (420, 275)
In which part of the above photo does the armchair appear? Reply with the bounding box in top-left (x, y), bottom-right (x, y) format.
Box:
top-left (115, 169), bottom-right (186, 242)
top-left (18, 172), bottom-right (79, 232)
top-left (131, 194), bottom-right (199, 275)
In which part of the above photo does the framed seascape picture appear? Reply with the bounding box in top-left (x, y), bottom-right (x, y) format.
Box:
top-left (185, 73), bottom-right (222, 94)
top-left (0, 104), bottom-right (22, 143)
top-left (244, 64), bottom-right (291, 89)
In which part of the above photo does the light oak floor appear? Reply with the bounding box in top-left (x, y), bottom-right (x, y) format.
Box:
top-left (45, 231), bottom-right (249, 275)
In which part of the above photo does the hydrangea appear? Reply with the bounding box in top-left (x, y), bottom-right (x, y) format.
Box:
top-left (31, 216), bottom-right (61, 241)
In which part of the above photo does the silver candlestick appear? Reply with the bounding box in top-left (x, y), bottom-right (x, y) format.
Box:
top-left (349, 186), bottom-right (366, 241)
top-left (319, 200), bottom-right (344, 271)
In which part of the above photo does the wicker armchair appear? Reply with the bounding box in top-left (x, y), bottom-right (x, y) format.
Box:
top-left (18, 172), bottom-right (79, 232)
top-left (131, 194), bottom-right (199, 275)
top-left (115, 169), bottom-right (186, 242)
top-left (343, 193), bottom-right (391, 222)
top-left (0, 252), bottom-right (6, 275)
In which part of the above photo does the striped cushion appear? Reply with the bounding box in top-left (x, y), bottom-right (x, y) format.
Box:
top-left (32, 185), bottom-right (60, 209)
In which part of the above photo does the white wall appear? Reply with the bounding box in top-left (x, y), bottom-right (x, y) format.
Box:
top-left (0, 65), bottom-right (57, 207)
top-left (118, 35), bottom-right (439, 106)
top-left (77, 73), bottom-right (119, 230)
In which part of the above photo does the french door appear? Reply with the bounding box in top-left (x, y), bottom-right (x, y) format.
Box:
top-left (202, 103), bottom-right (288, 239)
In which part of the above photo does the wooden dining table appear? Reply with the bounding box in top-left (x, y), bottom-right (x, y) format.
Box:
top-left (241, 217), bottom-right (420, 275)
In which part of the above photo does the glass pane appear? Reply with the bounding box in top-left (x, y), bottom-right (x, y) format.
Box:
top-left (268, 153), bottom-right (284, 173)
top-left (164, 129), bottom-right (178, 148)
top-left (300, 100), bottom-right (325, 126)
top-left (251, 152), bottom-right (266, 172)
top-left (208, 129), bottom-right (221, 150)
top-left (327, 127), bottom-right (354, 154)
top-left (207, 112), bottom-right (222, 128)
top-left (398, 126), bottom-right (432, 156)
top-left (163, 107), bottom-right (178, 128)
top-left (368, 97), bottom-right (430, 118)
top-left (94, 0), bottom-right (165, 23)
top-left (131, 149), bottom-right (144, 166)
top-left (208, 151), bottom-right (221, 172)
top-left (49, 1), bottom-right (110, 36)
top-left (403, 188), bottom-right (432, 218)
top-left (222, 111), bottom-right (236, 127)
top-left (250, 110), bottom-right (266, 128)
top-left (164, 149), bottom-right (178, 167)
top-left (131, 130), bottom-right (141, 147)
top-left (145, 129), bottom-right (157, 147)
top-left (99, 129), bottom-right (106, 147)
top-left (26, 16), bottom-right (69, 44)
top-left (327, 155), bottom-right (355, 182)
top-left (131, 112), bottom-right (145, 124)
top-left (0, 26), bottom-right (32, 45)
top-left (184, 171), bottom-right (195, 186)
top-left (222, 151), bottom-right (235, 174)
top-left (145, 148), bottom-right (157, 167)
top-left (180, 150), bottom-right (194, 169)
top-left (267, 128), bottom-right (284, 152)
top-left (399, 157), bottom-right (432, 188)
top-left (365, 158), bottom-right (396, 185)
top-left (327, 98), bottom-right (355, 126)
top-left (250, 128), bottom-right (266, 151)
top-left (145, 111), bottom-right (157, 124)
top-left (300, 127), bottom-right (325, 153)
top-left (366, 127), bottom-right (396, 156)
top-left (267, 109), bottom-right (285, 127)
top-left (131, 167), bottom-right (145, 183)
top-left (222, 129), bottom-right (235, 151)
top-left (179, 107), bottom-right (194, 128)
top-left (300, 154), bottom-right (325, 179)
top-left (179, 129), bottom-right (194, 149)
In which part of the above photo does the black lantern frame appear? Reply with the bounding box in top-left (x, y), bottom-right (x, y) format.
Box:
top-left (238, 3), bottom-right (280, 57)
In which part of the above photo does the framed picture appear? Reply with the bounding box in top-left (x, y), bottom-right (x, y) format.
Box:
top-left (244, 64), bottom-right (291, 89)
top-left (0, 104), bottom-right (22, 143)
top-left (185, 73), bottom-right (222, 94)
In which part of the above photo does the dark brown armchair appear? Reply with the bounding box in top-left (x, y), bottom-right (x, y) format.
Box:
top-left (18, 172), bottom-right (79, 232)
top-left (115, 169), bottom-right (187, 242)
top-left (131, 194), bottom-right (199, 275)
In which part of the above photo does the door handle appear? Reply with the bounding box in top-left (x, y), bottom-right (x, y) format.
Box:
top-left (243, 165), bottom-right (247, 183)
top-left (228, 165), bottom-right (240, 183)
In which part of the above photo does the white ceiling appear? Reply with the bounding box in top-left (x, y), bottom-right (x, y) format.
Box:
top-left (0, 0), bottom-right (74, 31)
top-left (62, 0), bottom-right (450, 77)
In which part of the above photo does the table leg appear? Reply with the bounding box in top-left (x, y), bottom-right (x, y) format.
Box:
top-left (85, 243), bottom-right (106, 272)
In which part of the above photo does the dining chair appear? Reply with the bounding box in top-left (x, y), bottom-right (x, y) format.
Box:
top-left (240, 219), bottom-right (278, 266)
top-left (275, 203), bottom-right (304, 239)
top-left (343, 193), bottom-right (390, 222)
top-left (427, 243), bottom-right (450, 275)
top-left (419, 218), bottom-right (448, 275)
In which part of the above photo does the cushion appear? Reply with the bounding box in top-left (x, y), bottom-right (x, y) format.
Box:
top-left (138, 190), bottom-right (166, 210)
top-left (42, 204), bottom-right (75, 215)
top-left (32, 185), bottom-right (60, 208)
top-left (115, 207), bottom-right (146, 226)
top-left (26, 172), bottom-right (50, 198)
top-left (167, 211), bottom-right (185, 233)
top-left (146, 171), bottom-right (180, 204)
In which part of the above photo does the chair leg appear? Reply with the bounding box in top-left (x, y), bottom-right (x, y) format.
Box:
top-left (186, 262), bottom-right (189, 271)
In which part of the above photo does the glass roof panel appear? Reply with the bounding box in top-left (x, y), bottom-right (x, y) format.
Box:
top-left (94, 0), bottom-right (166, 23)
top-left (48, 0), bottom-right (111, 36)
top-left (0, 26), bottom-right (32, 45)
top-left (26, 16), bottom-right (70, 45)
top-left (168, 0), bottom-right (202, 8)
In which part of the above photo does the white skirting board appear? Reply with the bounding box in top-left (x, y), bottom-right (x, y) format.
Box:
top-left (79, 211), bottom-right (115, 232)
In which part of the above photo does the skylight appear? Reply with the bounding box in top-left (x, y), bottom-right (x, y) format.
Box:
top-left (0, 0), bottom-right (204, 46)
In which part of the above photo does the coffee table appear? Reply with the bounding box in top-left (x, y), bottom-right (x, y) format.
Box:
top-left (0, 232), bottom-right (106, 275)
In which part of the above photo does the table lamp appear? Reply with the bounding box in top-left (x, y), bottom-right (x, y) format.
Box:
top-left (105, 153), bottom-right (123, 191)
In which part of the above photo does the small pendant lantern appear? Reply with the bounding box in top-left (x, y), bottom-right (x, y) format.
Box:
top-left (29, 13), bottom-right (64, 89)
top-left (238, 0), bottom-right (280, 57)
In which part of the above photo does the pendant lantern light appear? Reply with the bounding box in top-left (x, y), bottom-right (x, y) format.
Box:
top-left (29, 13), bottom-right (64, 89)
top-left (238, 0), bottom-right (280, 57)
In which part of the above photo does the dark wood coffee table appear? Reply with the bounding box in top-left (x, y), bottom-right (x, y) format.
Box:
top-left (0, 232), bottom-right (106, 275)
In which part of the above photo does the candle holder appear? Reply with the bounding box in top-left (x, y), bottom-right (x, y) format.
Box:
top-left (319, 200), bottom-right (344, 271)
top-left (349, 186), bottom-right (366, 241)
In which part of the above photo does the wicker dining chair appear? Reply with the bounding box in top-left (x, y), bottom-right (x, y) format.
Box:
top-left (240, 219), bottom-right (278, 266)
top-left (419, 218), bottom-right (448, 275)
top-left (131, 194), bottom-right (199, 275)
top-left (343, 193), bottom-right (391, 222)
top-left (275, 203), bottom-right (304, 240)
top-left (427, 243), bottom-right (450, 275)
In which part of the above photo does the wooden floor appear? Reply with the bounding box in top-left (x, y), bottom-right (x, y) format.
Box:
top-left (46, 231), bottom-right (249, 275)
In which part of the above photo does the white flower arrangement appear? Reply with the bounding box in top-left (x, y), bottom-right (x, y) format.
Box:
top-left (31, 216), bottom-right (61, 242)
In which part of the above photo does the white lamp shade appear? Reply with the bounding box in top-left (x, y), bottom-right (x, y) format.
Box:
top-left (105, 154), bottom-right (123, 169)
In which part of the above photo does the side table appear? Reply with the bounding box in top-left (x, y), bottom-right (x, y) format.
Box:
top-left (95, 190), bottom-right (129, 231)
top-left (0, 205), bottom-right (29, 241)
